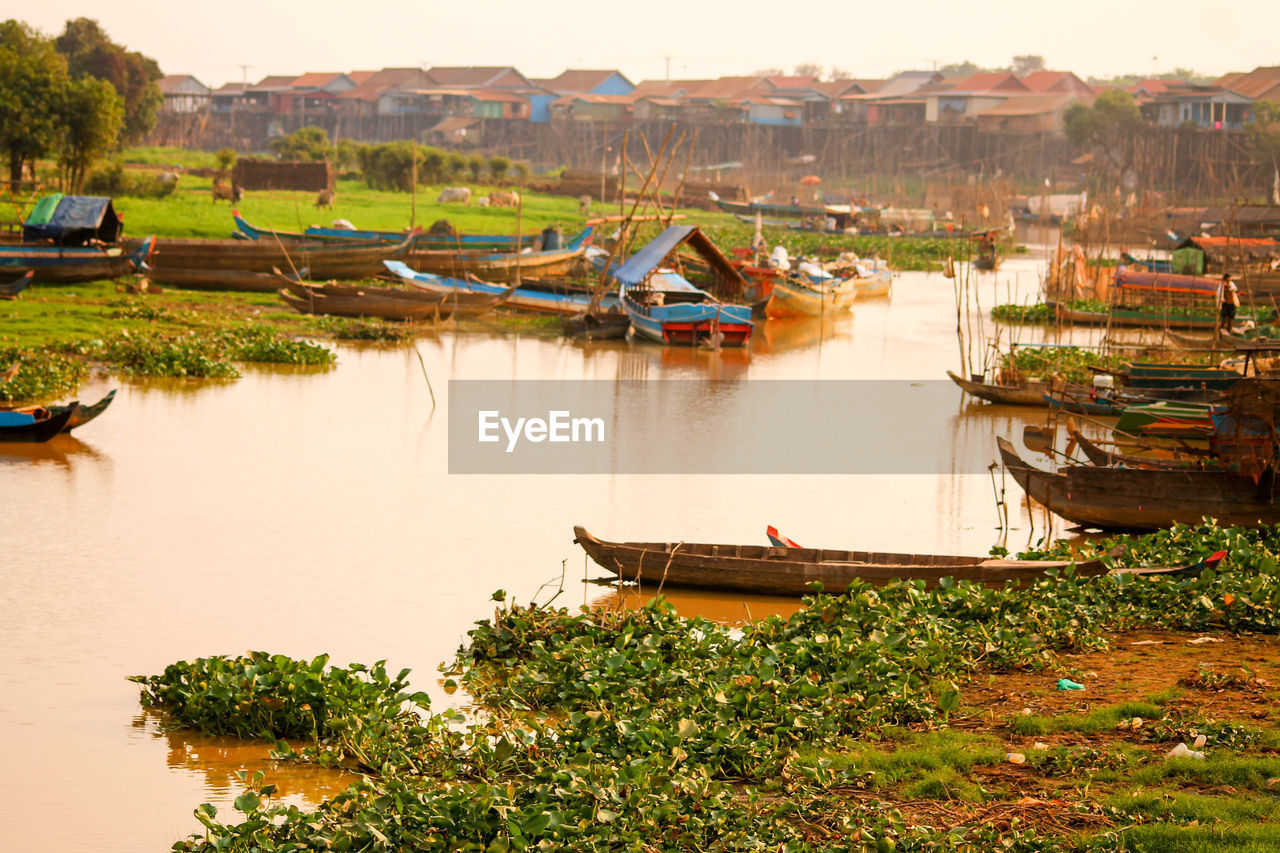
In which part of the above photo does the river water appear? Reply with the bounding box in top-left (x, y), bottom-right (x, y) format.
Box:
top-left (0, 244), bottom-right (1112, 850)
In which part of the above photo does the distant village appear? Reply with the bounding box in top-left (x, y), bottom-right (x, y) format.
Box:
top-left (156, 64), bottom-right (1280, 140)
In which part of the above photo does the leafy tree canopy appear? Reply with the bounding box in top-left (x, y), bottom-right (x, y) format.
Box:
top-left (55, 17), bottom-right (161, 145)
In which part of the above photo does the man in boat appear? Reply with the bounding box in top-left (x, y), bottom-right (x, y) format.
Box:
top-left (1219, 274), bottom-right (1240, 334)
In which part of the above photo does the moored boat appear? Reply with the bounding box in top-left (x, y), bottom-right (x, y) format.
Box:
top-left (232, 212), bottom-right (540, 251)
top-left (947, 370), bottom-right (1055, 406)
top-left (0, 406), bottom-right (76, 442)
top-left (384, 260), bottom-right (618, 316)
top-left (403, 228), bottom-right (593, 283)
top-left (128, 231), bottom-right (413, 282)
top-left (1, 236), bottom-right (153, 285)
top-left (764, 276), bottom-right (856, 319)
top-left (574, 525), bottom-right (1212, 595)
top-left (998, 435), bottom-right (1280, 530)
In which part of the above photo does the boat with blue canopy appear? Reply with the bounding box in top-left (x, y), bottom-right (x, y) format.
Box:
top-left (614, 226), bottom-right (753, 346)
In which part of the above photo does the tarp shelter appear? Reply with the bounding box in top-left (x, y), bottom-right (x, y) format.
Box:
top-left (1174, 235), bottom-right (1280, 274)
top-left (1114, 267), bottom-right (1219, 297)
top-left (612, 225), bottom-right (746, 300)
top-left (23, 195), bottom-right (122, 246)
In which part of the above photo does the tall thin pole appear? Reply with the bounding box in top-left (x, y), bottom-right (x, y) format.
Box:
top-left (410, 138), bottom-right (418, 229)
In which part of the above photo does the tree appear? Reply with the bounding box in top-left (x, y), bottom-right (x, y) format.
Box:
top-left (269, 125), bottom-right (330, 161)
top-left (488, 155), bottom-right (510, 183)
top-left (467, 154), bottom-right (484, 181)
top-left (1012, 55), bottom-right (1045, 77)
top-left (334, 138), bottom-right (361, 174)
top-left (56, 18), bottom-right (161, 145)
top-left (0, 21), bottom-right (69, 183)
top-left (57, 75), bottom-right (122, 192)
top-left (1064, 88), bottom-right (1142, 189)
top-left (939, 60), bottom-right (986, 78)
top-left (792, 62), bottom-right (823, 79)
top-left (215, 147), bottom-right (236, 180)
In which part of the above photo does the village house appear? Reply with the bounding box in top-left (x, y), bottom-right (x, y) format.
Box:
top-left (157, 75), bottom-right (211, 113)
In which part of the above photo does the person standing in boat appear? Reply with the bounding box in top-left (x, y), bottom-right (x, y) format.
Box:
top-left (1219, 274), bottom-right (1240, 334)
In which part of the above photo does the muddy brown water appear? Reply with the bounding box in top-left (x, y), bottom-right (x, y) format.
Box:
top-left (0, 249), bottom-right (1138, 850)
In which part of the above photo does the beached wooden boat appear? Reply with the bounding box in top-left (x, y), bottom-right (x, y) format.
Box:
top-left (232, 212), bottom-right (539, 251)
top-left (998, 435), bottom-right (1280, 530)
top-left (947, 370), bottom-right (1054, 406)
top-left (275, 275), bottom-right (457, 321)
top-left (142, 268), bottom-right (283, 293)
top-left (403, 228), bottom-right (593, 283)
top-left (0, 406), bottom-right (75, 442)
top-left (0, 237), bottom-right (154, 284)
top-left (574, 526), bottom-right (1211, 594)
top-left (128, 231), bottom-right (413, 281)
top-left (764, 276), bottom-right (856, 319)
top-left (0, 271), bottom-right (33, 298)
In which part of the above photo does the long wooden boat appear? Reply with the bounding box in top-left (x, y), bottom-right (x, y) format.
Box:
top-left (998, 435), bottom-right (1280, 530)
top-left (278, 288), bottom-right (452, 321)
top-left (947, 370), bottom-right (1053, 406)
top-left (6, 389), bottom-right (118, 434)
top-left (561, 312), bottom-right (631, 340)
top-left (274, 268), bottom-right (503, 319)
top-left (385, 259), bottom-right (619, 316)
top-left (141, 268), bottom-right (283, 293)
top-left (1067, 425), bottom-right (1217, 470)
top-left (127, 231), bottom-right (413, 281)
top-left (0, 406), bottom-right (75, 442)
top-left (0, 236), bottom-right (154, 284)
top-left (574, 525), bottom-right (1211, 594)
top-left (764, 276), bottom-right (856, 319)
top-left (403, 228), bottom-right (593, 283)
top-left (232, 212), bottom-right (539, 251)
top-left (0, 271), bottom-right (33, 298)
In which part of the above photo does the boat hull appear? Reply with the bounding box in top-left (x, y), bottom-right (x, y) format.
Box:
top-left (574, 526), bottom-right (1111, 594)
top-left (624, 296), bottom-right (753, 346)
top-left (998, 436), bottom-right (1280, 530)
top-left (765, 279), bottom-right (856, 318)
top-left (947, 371), bottom-right (1051, 406)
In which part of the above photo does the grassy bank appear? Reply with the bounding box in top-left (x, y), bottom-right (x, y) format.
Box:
top-left (130, 520), bottom-right (1280, 852)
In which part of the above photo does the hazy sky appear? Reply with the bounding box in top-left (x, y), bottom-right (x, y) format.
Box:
top-left (17, 1), bottom-right (1278, 88)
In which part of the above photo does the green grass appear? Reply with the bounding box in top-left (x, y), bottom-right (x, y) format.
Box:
top-left (814, 727), bottom-right (1005, 786)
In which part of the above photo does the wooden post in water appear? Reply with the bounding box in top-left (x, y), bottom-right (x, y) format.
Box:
top-left (514, 194), bottom-right (523, 289)
top-left (410, 138), bottom-right (418, 230)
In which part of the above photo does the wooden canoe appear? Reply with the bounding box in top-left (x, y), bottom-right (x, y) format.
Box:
top-left (0, 406), bottom-right (75, 443)
top-left (1067, 425), bottom-right (1217, 470)
top-left (0, 271), bottom-right (33, 298)
top-left (404, 228), bottom-right (593, 283)
top-left (574, 525), bottom-right (1125, 594)
top-left (7, 389), bottom-right (118, 434)
top-left (947, 370), bottom-right (1054, 406)
top-left (128, 231), bottom-right (413, 281)
top-left (998, 435), bottom-right (1280, 530)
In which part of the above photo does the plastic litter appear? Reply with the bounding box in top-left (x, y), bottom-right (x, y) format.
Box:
top-left (1004, 752), bottom-right (1026, 764)
top-left (1056, 678), bottom-right (1085, 691)
top-left (1166, 742), bottom-right (1205, 760)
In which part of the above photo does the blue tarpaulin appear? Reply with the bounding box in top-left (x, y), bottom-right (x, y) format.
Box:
top-left (23, 196), bottom-right (122, 246)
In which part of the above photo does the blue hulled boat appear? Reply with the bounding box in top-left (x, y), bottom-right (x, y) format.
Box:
top-left (383, 260), bottom-right (620, 316)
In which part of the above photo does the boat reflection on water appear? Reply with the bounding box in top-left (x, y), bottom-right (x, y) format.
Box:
top-left (0, 434), bottom-right (103, 468)
top-left (132, 710), bottom-right (353, 805)
top-left (587, 583), bottom-right (805, 624)
top-left (756, 315), bottom-right (850, 354)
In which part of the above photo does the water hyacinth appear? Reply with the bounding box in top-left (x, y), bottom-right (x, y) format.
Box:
top-left (142, 522), bottom-right (1280, 851)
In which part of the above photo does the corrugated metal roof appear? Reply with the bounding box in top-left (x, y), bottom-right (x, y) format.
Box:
top-left (977, 94), bottom-right (1076, 116)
